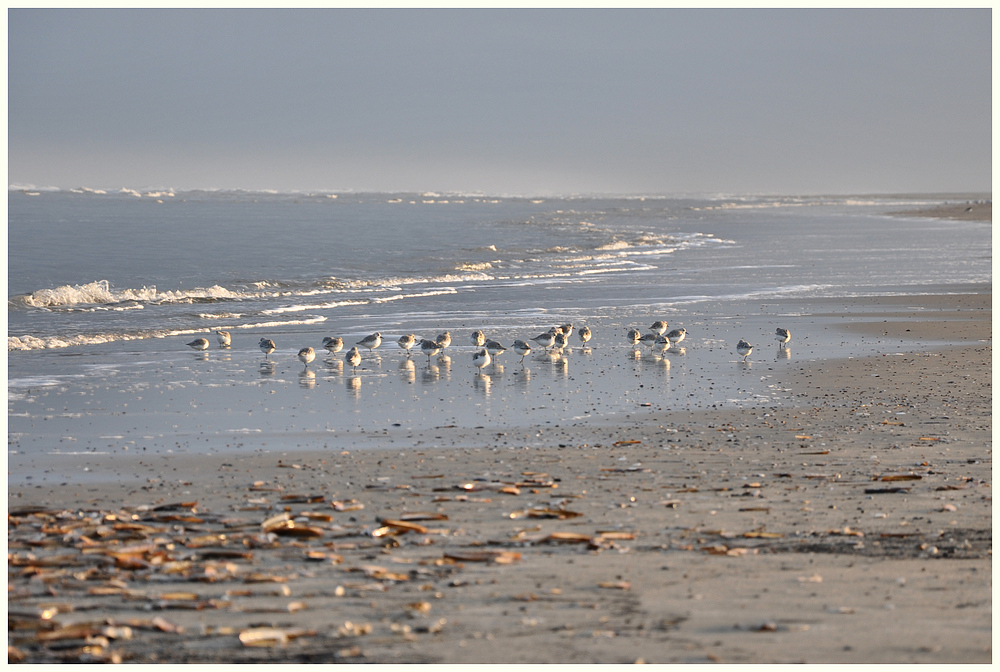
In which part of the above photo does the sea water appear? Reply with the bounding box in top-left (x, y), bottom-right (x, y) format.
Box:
top-left (8, 189), bottom-right (991, 483)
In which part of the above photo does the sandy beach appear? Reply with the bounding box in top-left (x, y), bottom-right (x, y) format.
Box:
top-left (8, 291), bottom-right (991, 664)
top-left (889, 200), bottom-right (992, 222)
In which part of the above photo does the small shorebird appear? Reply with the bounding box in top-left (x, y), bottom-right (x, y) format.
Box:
top-left (485, 339), bottom-right (507, 358)
top-left (472, 348), bottom-right (491, 371)
top-left (512, 339), bottom-right (532, 363)
top-left (298, 346), bottom-right (316, 368)
top-left (419, 338), bottom-right (442, 362)
top-left (470, 330), bottom-right (486, 347)
top-left (436, 331), bottom-right (452, 349)
top-left (259, 338), bottom-right (276, 358)
top-left (531, 331), bottom-right (556, 352)
top-left (650, 320), bottom-right (668, 335)
top-left (625, 328), bottom-right (641, 347)
top-left (215, 330), bottom-right (231, 348)
top-left (356, 332), bottom-right (382, 352)
top-left (187, 337), bottom-right (210, 351)
top-left (322, 336), bottom-right (344, 354)
top-left (654, 335), bottom-right (671, 353)
top-left (578, 326), bottom-right (592, 345)
top-left (666, 328), bottom-right (687, 346)
top-left (397, 334), bottom-right (417, 355)
top-left (639, 332), bottom-right (659, 349)
top-left (558, 323), bottom-right (574, 336)
top-left (775, 327), bottom-right (791, 348)
top-left (737, 339), bottom-right (754, 361)
top-left (345, 346), bottom-right (362, 371)
top-left (552, 331), bottom-right (568, 351)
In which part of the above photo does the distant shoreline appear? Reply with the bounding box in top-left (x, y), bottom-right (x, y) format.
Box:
top-left (888, 200), bottom-right (991, 222)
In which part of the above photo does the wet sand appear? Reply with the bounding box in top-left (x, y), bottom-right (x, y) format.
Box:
top-left (8, 293), bottom-right (991, 664)
top-left (889, 200), bottom-right (991, 222)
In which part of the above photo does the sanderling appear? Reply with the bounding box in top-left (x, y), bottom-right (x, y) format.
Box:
top-left (322, 336), bottom-right (344, 354)
top-left (654, 335), bottom-right (671, 353)
top-left (552, 331), bottom-right (569, 351)
top-left (737, 339), bottom-right (754, 361)
top-left (356, 332), bottom-right (382, 351)
top-left (558, 323), bottom-right (574, 336)
top-left (436, 331), bottom-right (452, 349)
top-left (775, 327), bottom-right (791, 348)
top-left (666, 328), bottom-right (687, 346)
top-left (485, 339), bottom-right (507, 358)
top-left (626, 328), bottom-right (641, 347)
top-left (215, 330), bottom-right (231, 348)
top-left (259, 338), bottom-right (276, 358)
top-left (186, 337), bottom-right (210, 351)
top-left (419, 339), bottom-right (442, 362)
top-left (345, 346), bottom-right (362, 371)
top-left (397, 334), bottom-right (417, 355)
top-left (470, 330), bottom-right (485, 347)
top-left (531, 331), bottom-right (556, 351)
top-left (298, 347), bottom-right (316, 368)
top-left (639, 332), bottom-right (659, 349)
top-left (512, 339), bottom-right (532, 363)
top-left (472, 348), bottom-right (491, 371)
top-left (650, 320), bottom-right (668, 335)
top-left (578, 326), bottom-right (592, 345)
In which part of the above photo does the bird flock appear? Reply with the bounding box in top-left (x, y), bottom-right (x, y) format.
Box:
top-left (185, 323), bottom-right (792, 368)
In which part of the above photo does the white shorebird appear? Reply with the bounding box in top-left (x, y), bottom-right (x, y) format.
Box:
top-left (436, 331), bottom-right (452, 349)
top-left (259, 338), bottom-right (276, 358)
top-left (578, 326), bottom-right (592, 345)
top-left (737, 339), bottom-right (754, 361)
top-left (625, 328), bottom-right (641, 347)
top-left (775, 327), bottom-right (791, 348)
top-left (215, 330), bottom-right (231, 348)
top-left (322, 336), bottom-right (344, 354)
top-left (531, 331), bottom-right (556, 351)
top-left (639, 332), bottom-right (659, 349)
top-left (650, 321), bottom-right (668, 335)
top-left (472, 348), bottom-right (491, 371)
top-left (397, 334), bottom-right (417, 355)
top-left (654, 334), bottom-right (671, 353)
top-left (558, 323), bottom-right (574, 336)
top-left (345, 346), bottom-right (362, 371)
top-left (419, 338), bottom-right (442, 362)
top-left (470, 330), bottom-right (486, 347)
top-left (356, 332), bottom-right (382, 352)
top-left (485, 339), bottom-right (507, 358)
top-left (186, 337), bottom-right (210, 351)
top-left (552, 331), bottom-right (568, 351)
top-left (512, 339), bottom-right (532, 364)
top-left (666, 328), bottom-right (687, 346)
top-left (298, 347), bottom-right (316, 368)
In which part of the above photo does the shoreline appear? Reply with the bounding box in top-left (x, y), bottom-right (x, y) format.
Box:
top-left (8, 292), bottom-right (991, 663)
top-left (887, 200), bottom-right (991, 222)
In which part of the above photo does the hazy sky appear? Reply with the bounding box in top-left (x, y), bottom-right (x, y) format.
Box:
top-left (8, 9), bottom-right (992, 195)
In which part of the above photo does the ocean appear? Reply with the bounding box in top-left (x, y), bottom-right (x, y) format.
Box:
top-left (7, 189), bottom-right (991, 484)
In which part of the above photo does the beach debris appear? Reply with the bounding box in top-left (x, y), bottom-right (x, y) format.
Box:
top-left (332, 499), bottom-right (365, 512)
top-left (397, 512), bottom-right (449, 521)
top-left (509, 507), bottom-right (583, 520)
top-left (879, 474), bottom-right (922, 481)
top-left (443, 550), bottom-right (521, 564)
top-left (456, 481), bottom-right (521, 495)
top-left (598, 581), bottom-right (631, 590)
top-left (826, 527), bottom-right (864, 537)
top-left (613, 440), bottom-right (641, 446)
top-left (238, 627), bottom-right (315, 647)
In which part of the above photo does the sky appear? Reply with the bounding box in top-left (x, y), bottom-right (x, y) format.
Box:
top-left (8, 9), bottom-right (992, 196)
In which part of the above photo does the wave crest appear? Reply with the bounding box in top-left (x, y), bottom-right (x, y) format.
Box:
top-left (9, 280), bottom-right (247, 309)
